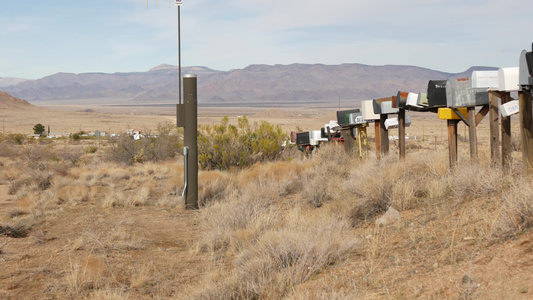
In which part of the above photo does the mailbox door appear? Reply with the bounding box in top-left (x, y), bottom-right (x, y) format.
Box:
top-left (296, 132), bottom-right (310, 146)
top-left (406, 92), bottom-right (419, 107)
top-left (362, 100), bottom-right (380, 120)
top-left (395, 91), bottom-right (409, 109)
top-left (417, 93), bottom-right (428, 107)
top-left (381, 101), bottom-right (399, 114)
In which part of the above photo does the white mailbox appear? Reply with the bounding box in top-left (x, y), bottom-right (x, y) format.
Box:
top-left (498, 67), bottom-right (519, 91)
top-left (519, 50), bottom-right (530, 88)
top-left (324, 120), bottom-right (340, 134)
top-left (310, 130), bottom-right (327, 146)
top-left (384, 116), bottom-right (411, 130)
top-left (417, 93), bottom-right (428, 107)
top-left (471, 70), bottom-right (499, 89)
top-left (406, 92), bottom-right (421, 108)
top-left (500, 100), bottom-right (520, 118)
top-left (381, 101), bottom-right (399, 114)
top-left (362, 100), bottom-right (379, 120)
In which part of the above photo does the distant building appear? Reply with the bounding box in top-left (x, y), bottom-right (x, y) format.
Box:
top-left (47, 132), bottom-right (71, 139)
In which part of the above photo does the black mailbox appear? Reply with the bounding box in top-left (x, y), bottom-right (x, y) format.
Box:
top-left (296, 131), bottom-right (310, 146)
top-left (427, 80), bottom-right (447, 108)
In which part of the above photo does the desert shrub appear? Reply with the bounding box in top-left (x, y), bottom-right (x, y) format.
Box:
top-left (107, 122), bottom-right (181, 165)
top-left (198, 116), bottom-right (286, 170)
top-left (7, 133), bottom-right (26, 145)
top-left (85, 146), bottom-right (97, 154)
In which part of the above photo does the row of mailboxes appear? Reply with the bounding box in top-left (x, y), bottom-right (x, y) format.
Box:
top-left (471, 68), bottom-right (520, 91)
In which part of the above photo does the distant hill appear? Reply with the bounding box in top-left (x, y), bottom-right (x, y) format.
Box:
top-left (0, 91), bottom-right (34, 109)
top-left (0, 64), bottom-right (497, 104)
top-left (0, 77), bottom-right (29, 87)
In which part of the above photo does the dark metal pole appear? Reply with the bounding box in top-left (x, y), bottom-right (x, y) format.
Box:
top-left (183, 74), bottom-right (198, 209)
top-left (178, 5), bottom-right (181, 104)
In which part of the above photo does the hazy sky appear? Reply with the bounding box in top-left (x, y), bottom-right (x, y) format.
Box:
top-left (0, 0), bottom-right (531, 79)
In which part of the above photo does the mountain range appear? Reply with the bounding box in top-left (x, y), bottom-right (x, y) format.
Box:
top-left (0, 64), bottom-right (497, 104)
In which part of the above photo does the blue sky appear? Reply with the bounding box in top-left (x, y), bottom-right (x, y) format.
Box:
top-left (0, 0), bottom-right (531, 79)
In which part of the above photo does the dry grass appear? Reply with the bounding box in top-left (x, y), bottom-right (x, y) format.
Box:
top-left (2, 120), bottom-right (533, 299)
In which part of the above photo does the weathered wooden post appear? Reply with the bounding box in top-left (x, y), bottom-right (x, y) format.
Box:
top-left (467, 107), bottom-right (478, 160)
top-left (488, 92), bottom-right (500, 166)
top-left (447, 120), bottom-right (458, 167)
top-left (501, 92), bottom-right (513, 170)
top-left (519, 46), bottom-right (533, 171)
top-left (398, 109), bottom-right (406, 160)
top-left (380, 114), bottom-right (389, 156)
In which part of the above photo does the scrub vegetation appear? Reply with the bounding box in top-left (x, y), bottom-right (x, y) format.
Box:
top-left (1, 119), bottom-right (533, 299)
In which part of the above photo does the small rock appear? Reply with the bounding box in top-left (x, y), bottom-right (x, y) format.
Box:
top-left (375, 207), bottom-right (401, 227)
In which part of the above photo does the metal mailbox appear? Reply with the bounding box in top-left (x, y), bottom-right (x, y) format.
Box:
top-left (336, 109), bottom-right (361, 126)
top-left (362, 100), bottom-right (380, 120)
top-left (445, 78), bottom-right (489, 107)
top-left (372, 97), bottom-right (394, 114)
top-left (381, 101), bottom-right (399, 114)
top-left (438, 107), bottom-right (468, 120)
top-left (347, 113), bottom-right (365, 125)
top-left (406, 92), bottom-right (421, 108)
top-left (296, 131), bottom-right (310, 146)
top-left (471, 70), bottom-right (499, 89)
top-left (310, 130), bottom-right (327, 146)
top-left (417, 93), bottom-right (428, 107)
top-left (427, 80), bottom-right (448, 108)
top-left (498, 67), bottom-right (519, 91)
top-left (394, 91), bottom-right (409, 109)
top-left (519, 47), bottom-right (533, 87)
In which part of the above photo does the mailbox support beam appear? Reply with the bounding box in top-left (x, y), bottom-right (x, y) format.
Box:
top-left (398, 109), bottom-right (406, 160)
top-left (447, 120), bottom-right (458, 168)
top-left (519, 91), bottom-right (533, 171)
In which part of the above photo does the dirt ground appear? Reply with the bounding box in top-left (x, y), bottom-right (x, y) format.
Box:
top-left (1, 101), bottom-right (531, 299)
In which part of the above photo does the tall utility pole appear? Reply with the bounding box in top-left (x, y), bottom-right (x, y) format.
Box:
top-left (176, 0), bottom-right (182, 104)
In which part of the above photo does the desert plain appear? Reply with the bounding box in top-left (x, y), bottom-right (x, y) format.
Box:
top-left (1, 97), bottom-right (533, 299)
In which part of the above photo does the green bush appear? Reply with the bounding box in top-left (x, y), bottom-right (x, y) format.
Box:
top-left (198, 116), bottom-right (286, 170)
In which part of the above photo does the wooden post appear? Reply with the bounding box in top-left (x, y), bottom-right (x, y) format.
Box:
top-left (380, 114), bottom-right (389, 156)
top-left (398, 109), bottom-right (406, 160)
top-left (359, 125), bottom-right (368, 159)
top-left (519, 91), bottom-right (533, 171)
top-left (501, 92), bottom-right (512, 171)
top-left (468, 107), bottom-right (477, 160)
top-left (448, 120), bottom-right (458, 168)
top-left (341, 128), bottom-right (355, 154)
top-left (375, 121), bottom-right (381, 158)
top-left (489, 92), bottom-right (500, 166)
